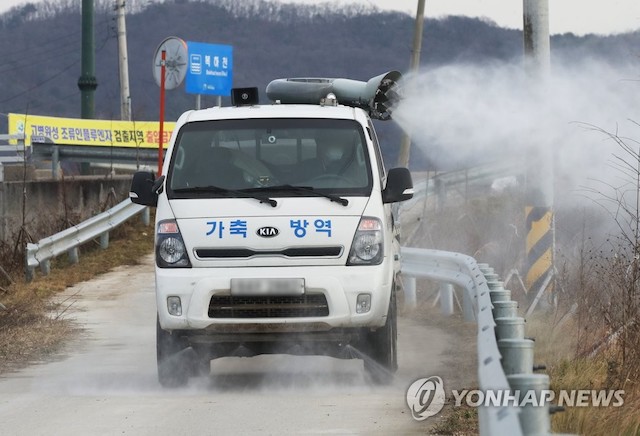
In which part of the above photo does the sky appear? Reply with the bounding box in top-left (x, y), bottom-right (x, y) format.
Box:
top-left (0, 0), bottom-right (638, 36)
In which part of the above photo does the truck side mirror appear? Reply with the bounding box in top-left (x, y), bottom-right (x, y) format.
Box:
top-left (130, 171), bottom-right (161, 207)
top-left (383, 167), bottom-right (414, 204)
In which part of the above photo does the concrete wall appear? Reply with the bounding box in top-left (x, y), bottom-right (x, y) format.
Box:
top-left (0, 176), bottom-right (132, 243)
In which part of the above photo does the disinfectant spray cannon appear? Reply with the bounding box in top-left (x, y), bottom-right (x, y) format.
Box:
top-left (265, 71), bottom-right (402, 121)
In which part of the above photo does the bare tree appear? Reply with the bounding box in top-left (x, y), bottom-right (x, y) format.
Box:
top-left (579, 121), bottom-right (640, 383)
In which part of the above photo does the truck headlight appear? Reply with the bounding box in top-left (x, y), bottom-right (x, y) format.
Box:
top-left (347, 217), bottom-right (383, 265)
top-left (156, 219), bottom-right (192, 268)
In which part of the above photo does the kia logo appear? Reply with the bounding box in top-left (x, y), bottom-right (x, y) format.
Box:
top-left (256, 226), bottom-right (279, 238)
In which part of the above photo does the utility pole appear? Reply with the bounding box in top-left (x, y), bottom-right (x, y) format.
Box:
top-left (78, 0), bottom-right (97, 174)
top-left (396, 0), bottom-right (426, 168)
top-left (78, 0), bottom-right (97, 119)
top-left (522, 0), bottom-right (554, 303)
top-left (116, 0), bottom-right (131, 121)
top-left (523, 0), bottom-right (550, 77)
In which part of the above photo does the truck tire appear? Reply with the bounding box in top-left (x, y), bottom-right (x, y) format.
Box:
top-left (363, 289), bottom-right (398, 384)
top-left (156, 316), bottom-right (189, 388)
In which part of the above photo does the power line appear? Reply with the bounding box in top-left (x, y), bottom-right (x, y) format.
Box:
top-left (0, 13), bottom-right (113, 72)
top-left (9, 89), bottom-right (80, 112)
top-left (1, 28), bottom-right (81, 61)
top-left (1, 14), bottom-right (111, 62)
top-left (0, 45), bottom-right (81, 75)
top-left (0, 17), bottom-right (114, 105)
top-left (0, 58), bottom-right (81, 104)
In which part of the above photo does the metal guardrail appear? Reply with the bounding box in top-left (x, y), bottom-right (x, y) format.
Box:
top-left (401, 159), bottom-right (521, 213)
top-left (0, 133), bottom-right (28, 167)
top-left (25, 199), bottom-right (150, 281)
top-left (401, 248), bottom-right (523, 435)
top-left (0, 133), bottom-right (26, 143)
top-left (401, 248), bottom-right (556, 435)
top-left (0, 130), bottom-right (156, 177)
top-left (30, 143), bottom-right (158, 178)
top-left (398, 163), bottom-right (563, 435)
top-left (30, 143), bottom-right (157, 164)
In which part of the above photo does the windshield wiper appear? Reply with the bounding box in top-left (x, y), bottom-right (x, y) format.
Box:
top-left (173, 185), bottom-right (277, 207)
top-left (253, 184), bottom-right (349, 206)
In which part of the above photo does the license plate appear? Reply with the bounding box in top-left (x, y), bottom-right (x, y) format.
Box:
top-left (230, 278), bottom-right (305, 296)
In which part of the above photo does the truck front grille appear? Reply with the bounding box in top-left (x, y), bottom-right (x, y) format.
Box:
top-left (195, 246), bottom-right (343, 259)
top-left (208, 294), bottom-right (329, 318)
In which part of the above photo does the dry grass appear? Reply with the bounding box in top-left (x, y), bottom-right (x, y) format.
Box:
top-left (527, 312), bottom-right (640, 436)
top-left (550, 361), bottom-right (640, 435)
top-left (525, 311), bottom-right (580, 366)
top-left (429, 403), bottom-right (479, 436)
top-left (0, 216), bottom-right (153, 374)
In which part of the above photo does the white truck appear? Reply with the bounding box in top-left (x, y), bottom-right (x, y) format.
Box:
top-left (130, 71), bottom-right (413, 386)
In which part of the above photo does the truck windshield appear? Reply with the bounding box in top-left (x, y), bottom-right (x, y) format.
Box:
top-left (167, 118), bottom-right (373, 199)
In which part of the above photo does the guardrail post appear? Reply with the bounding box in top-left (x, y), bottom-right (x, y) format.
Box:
top-left (404, 275), bottom-right (417, 309)
top-left (498, 338), bottom-right (534, 375)
top-left (141, 207), bottom-right (150, 226)
top-left (489, 281), bottom-right (512, 303)
top-left (435, 178), bottom-right (445, 211)
top-left (507, 374), bottom-right (551, 435)
top-left (490, 290), bottom-right (512, 303)
top-left (68, 247), bottom-right (79, 264)
top-left (52, 146), bottom-right (59, 179)
top-left (40, 259), bottom-right (51, 276)
top-left (486, 277), bottom-right (502, 289)
top-left (440, 283), bottom-right (454, 315)
top-left (25, 243), bottom-right (36, 282)
top-left (495, 316), bottom-right (526, 340)
top-left (100, 232), bottom-right (109, 249)
top-left (462, 285), bottom-right (475, 322)
top-left (25, 266), bottom-right (34, 282)
top-left (492, 300), bottom-right (518, 319)
top-left (478, 263), bottom-right (492, 275)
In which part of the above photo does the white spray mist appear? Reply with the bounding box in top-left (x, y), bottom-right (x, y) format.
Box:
top-left (394, 58), bottom-right (639, 201)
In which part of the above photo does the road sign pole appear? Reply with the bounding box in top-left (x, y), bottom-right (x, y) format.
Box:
top-left (158, 49), bottom-right (166, 176)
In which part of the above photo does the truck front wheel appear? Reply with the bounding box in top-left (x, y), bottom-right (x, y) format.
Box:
top-left (363, 289), bottom-right (398, 384)
top-left (156, 316), bottom-right (190, 388)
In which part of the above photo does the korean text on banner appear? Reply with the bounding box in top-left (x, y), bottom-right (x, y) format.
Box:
top-left (8, 113), bottom-right (176, 149)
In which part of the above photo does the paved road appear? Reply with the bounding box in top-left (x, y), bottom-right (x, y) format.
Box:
top-left (0, 256), bottom-right (452, 435)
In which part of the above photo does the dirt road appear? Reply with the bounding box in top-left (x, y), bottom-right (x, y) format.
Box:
top-left (0, 255), bottom-right (455, 435)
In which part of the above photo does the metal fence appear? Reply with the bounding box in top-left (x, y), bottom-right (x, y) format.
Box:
top-left (25, 199), bottom-right (149, 281)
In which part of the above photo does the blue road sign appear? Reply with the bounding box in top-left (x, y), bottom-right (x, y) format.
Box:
top-left (185, 41), bottom-right (233, 96)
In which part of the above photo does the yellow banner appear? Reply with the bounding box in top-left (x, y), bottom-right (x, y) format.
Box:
top-left (8, 113), bottom-right (176, 148)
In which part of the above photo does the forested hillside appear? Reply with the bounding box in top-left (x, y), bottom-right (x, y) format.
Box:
top-left (0, 0), bottom-right (638, 167)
